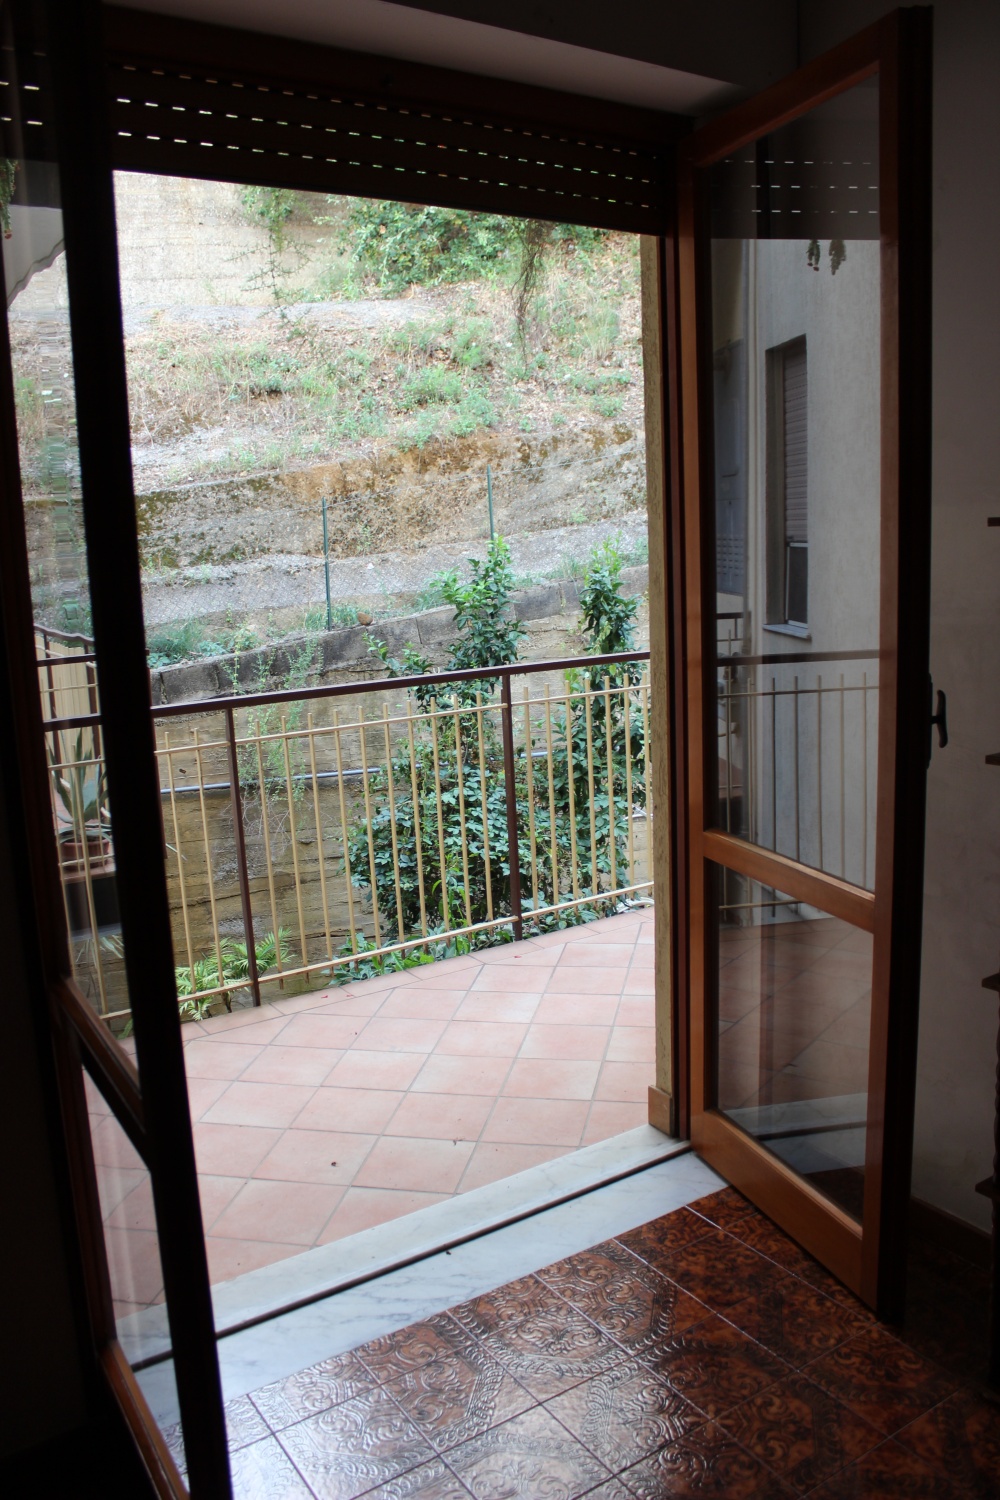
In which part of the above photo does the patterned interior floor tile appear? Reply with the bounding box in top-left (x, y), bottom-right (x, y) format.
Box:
top-left (545, 1359), bottom-right (707, 1472)
top-left (637, 1312), bottom-right (790, 1421)
top-left (803, 1436), bottom-right (966, 1499)
top-left (718, 1374), bottom-right (883, 1494)
top-left (803, 1326), bottom-right (958, 1437)
top-left (445, 1405), bottom-right (610, 1500)
top-left (723, 1269), bottom-right (869, 1368)
top-left (275, 1386), bottom-right (436, 1500)
top-left (893, 1388), bottom-right (1000, 1498)
top-left (618, 1420), bottom-right (795, 1498)
top-left (535, 1239), bottom-right (710, 1352)
top-left (384, 1342), bottom-right (535, 1451)
top-left (249, 1350), bottom-right (377, 1432)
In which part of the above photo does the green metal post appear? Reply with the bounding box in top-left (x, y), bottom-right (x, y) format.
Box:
top-left (322, 497), bottom-right (332, 631)
top-left (487, 464), bottom-right (495, 541)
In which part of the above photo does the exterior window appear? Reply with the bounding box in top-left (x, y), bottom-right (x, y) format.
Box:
top-left (766, 337), bottom-right (808, 629)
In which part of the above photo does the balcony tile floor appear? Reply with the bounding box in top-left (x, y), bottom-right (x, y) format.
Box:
top-left (168, 1187), bottom-right (1000, 1498)
top-left (93, 909), bottom-right (657, 1313)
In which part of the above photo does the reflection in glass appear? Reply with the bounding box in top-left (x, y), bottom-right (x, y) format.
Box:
top-left (2, 149), bottom-right (134, 1035)
top-left (712, 865), bottom-right (870, 1219)
top-left (85, 1075), bottom-right (186, 1478)
top-left (708, 79), bottom-right (881, 891)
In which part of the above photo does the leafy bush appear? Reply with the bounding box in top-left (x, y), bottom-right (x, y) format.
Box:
top-left (175, 929), bottom-right (292, 1022)
top-left (350, 537), bottom-right (645, 947)
top-left (348, 201), bottom-right (519, 291)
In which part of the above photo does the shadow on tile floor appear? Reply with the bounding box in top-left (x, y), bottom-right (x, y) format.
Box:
top-left (167, 1187), bottom-right (1000, 1498)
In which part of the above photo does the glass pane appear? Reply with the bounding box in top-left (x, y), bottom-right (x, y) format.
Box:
top-left (711, 863), bottom-right (870, 1219)
top-left (85, 1074), bottom-right (187, 1481)
top-left (708, 78), bottom-right (880, 890)
top-left (1, 30), bottom-right (134, 1046)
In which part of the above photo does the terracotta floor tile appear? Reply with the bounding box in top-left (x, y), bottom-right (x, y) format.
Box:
top-left (376, 989), bottom-right (466, 1021)
top-left (605, 1026), bottom-right (655, 1063)
top-left (211, 1178), bottom-right (345, 1246)
top-left (201, 1080), bottom-right (317, 1130)
top-left (95, 1164), bottom-right (147, 1219)
top-left (452, 992), bottom-right (542, 1023)
top-left (104, 1226), bottom-right (164, 1306)
top-left (253, 1127), bottom-right (378, 1186)
top-left (182, 1075), bottom-right (231, 1121)
top-left (532, 994), bottom-right (621, 1026)
top-left (410, 1054), bottom-right (513, 1095)
top-left (204, 1226), bottom-right (307, 1280)
top-left (327, 1049), bottom-right (427, 1092)
top-left (353, 1135), bottom-right (475, 1194)
top-left (621, 970), bottom-right (656, 996)
top-left (558, 942), bottom-right (637, 968)
top-left (354, 1016), bottom-right (449, 1053)
top-left (458, 1142), bottom-right (568, 1191)
top-left (105, 1176), bottom-right (156, 1231)
top-left (318, 1188), bottom-right (450, 1242)
top-left (518, 1023), bottom-right (612, 1061)
top-left (470, 964), bottom-right (559, 993)
top-left (614, 996), bottom-right (656, 1027)
top-left (434, 1020), bottom-right (529, 1057)
top-left (502, 1058), bottom-right (601, 1101)
top-left (192, 1121), bottom-right (284, 1178)
top-left (482, 1096), bottom-right (589, 1146)
top-left (272, 1012), bottom-right (368, 1051)
top-left (545, 966), bottom-right (626, 996)
top-left (197, 1173), bottom-right (246, 1232)
top-left (292, 1086), bottom-right (405, 1134)
top-left (594, 1060), bottom-right (654, 1102)
top-left (196, 1005), bottom-right (285, 1036)
top-left (384, 1092), bottom-right (494, 1142)
top-left (182, 1037), bottom-right (263, 1081)
top-left (411, 962), bottom-right (484, 991)
top-left (238, 1044), bottom-right (344, 1087)
top-left (582, 1100), bottom-right (649, 1143)
top-left (312, 990), bottom-right (387, 1019)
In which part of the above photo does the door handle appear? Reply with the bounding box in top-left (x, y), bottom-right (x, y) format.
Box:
top-left (928, 679), bottom-right (948, 764)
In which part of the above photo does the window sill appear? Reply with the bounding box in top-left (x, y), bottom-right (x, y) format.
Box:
top-left (763, 622), bottom-right (811, 641)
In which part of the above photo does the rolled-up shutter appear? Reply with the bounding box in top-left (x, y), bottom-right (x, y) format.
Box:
top-left (783, 338), bottom-right (808, 544)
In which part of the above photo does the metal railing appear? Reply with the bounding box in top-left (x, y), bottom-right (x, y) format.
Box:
top-left (40, 647), bottom-right (652, 1024)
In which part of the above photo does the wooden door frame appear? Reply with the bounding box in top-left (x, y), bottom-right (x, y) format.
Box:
top-left (671, 8), bottom-right (932, 1315)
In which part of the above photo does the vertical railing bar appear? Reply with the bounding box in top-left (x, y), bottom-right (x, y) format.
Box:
top-left (306, 712), bottom-right (333, 964)
top-left (543, 685), bottom-right (559, 910)
top-left (254, 723), bottom-right (283, 979)
top-left (523, 685), bottom-right (539, 914)
top-left (332, 709), bottom-right (358, 954)
top-left (603, 675), bottom-right (618, 897)
top-left (584, 686), bottom-right (598, 898)
top-left (405, 697), bottom-right (428, 939)
top-left (192, 727), bottom-right (225, 997)
top-left (724, 667), bottom-right (733, 833)
top-left (74, 746), bottom-right (110, 1017)
top-left (357, 703), bottom-right (383, 949)
top-left (280, 714), bottom-right (308, 972)
top-left (862, 671), bottom-right (869, 889)
top-left (225, 706), bottom-right (261, 1006)
top-left (500, 675), bottom-right (523, 941)
top-left (793, 675), bottom-right (800, 864)
top-left (770, 676), bottom-right (777, 851)
top-left (640, 668), bottom-right (651, 886)
top-left (564, 671), bottom-right (580, 903)
top-left (816, 675), bottom-right (824, 874)
top-left (382, 705), bottom-right (408, 944)
top-left (428, 696), bottom-right (449, 933)
top-left (475, 692), bottom-right (493, 925)
top-left (163, 731), bottom-right (195, 983)
top-left (451, 697), bottom-right (473, 930)
top-left (623, 679), bottom-right (635, 886)
top-left (840, 672), bottom-right (847, 881)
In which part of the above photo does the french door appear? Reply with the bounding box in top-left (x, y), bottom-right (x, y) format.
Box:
top-left (676, 10), bottom-right (932, 1316)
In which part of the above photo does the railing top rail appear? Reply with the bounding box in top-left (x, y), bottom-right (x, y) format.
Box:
top-left (40, 648), bottom-right (651, 734)
top-left (718, 647), bottom-right (878, 667)
top-left (34, 623), bottom-right (97, 649)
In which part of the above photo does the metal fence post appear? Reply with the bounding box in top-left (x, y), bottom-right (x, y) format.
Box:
top-left (500, 674), bottom-right (523, 941)
top-left (225, 705), bottom-right (261, 1006)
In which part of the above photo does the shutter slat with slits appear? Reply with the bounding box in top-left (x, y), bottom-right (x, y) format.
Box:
top-left (784, 340), bottom-right (808, 543)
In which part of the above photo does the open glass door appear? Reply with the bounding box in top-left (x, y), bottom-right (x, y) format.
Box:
top-left (677, 12), bottom-right (932, 1314)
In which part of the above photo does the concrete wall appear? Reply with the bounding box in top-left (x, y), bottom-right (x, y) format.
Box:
top-left (801, 0), bottom-right (1000, 1230)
